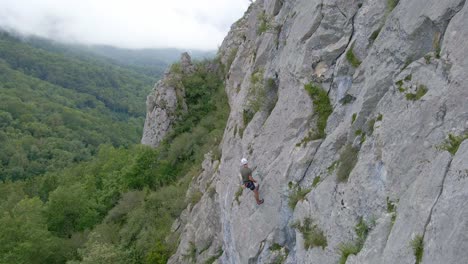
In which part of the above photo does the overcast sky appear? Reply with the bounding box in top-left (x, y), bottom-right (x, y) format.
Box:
top-left (0, 0), bottom-right (252, 50)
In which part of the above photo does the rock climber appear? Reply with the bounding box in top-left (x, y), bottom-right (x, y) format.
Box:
top-left (240, 158), bottom-right (264, 205)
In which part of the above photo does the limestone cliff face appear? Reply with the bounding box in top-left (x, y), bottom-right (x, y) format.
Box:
top-left (141, 52), bottom-right (192, 147)
top-left (146, 0), bottom-right (468, 263)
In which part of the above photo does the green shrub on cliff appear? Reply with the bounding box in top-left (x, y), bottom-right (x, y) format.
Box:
top-left (304, 83), bottom-right (333, 139)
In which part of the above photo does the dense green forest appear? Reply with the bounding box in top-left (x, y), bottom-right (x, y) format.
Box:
top-left (0, 32), bottom-right (160, 181)
top-left (0, 32), bottom-right (158, 116)
top-left (0, 32), bottom-right (229, 263)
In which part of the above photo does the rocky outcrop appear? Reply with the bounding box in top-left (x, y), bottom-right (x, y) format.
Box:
top-left (146, 0), bottom-right (468, 263)
top-left (141, 52), bottom-right (192, 147)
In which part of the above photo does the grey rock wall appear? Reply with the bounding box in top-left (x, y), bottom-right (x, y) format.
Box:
top-left (150, 0), bottom-right (468, 263)
top-left (141, 53), bottom-right (191, 147)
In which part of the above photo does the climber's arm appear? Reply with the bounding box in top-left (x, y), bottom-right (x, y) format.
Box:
top-left (248, 174), bottom-right (256, 183)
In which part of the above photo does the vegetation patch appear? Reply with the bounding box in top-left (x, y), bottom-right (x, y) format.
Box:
top-left (367, 119), bottom-right (376, 136)
top-left (269, 244), bottom-right (289, 264)
top-left (405, 85), bottom-right (427, 101)
top-left (243, 109), bottom-right (255, 127)
top-left (395, 79), bottom-right (405, 93)
top-left (369, 27), bottom-right (382, 42)
top-left (387, 197), bottom-right (398, 225)
top-left (360, 133), bottom-right (367, 144)
top-left (208, 186), bottom-right (217, 199)
top-left (226, 48), bottom-right (238, 72)
top-left (312, 176), bottom-right (321, 188)
top-left (269, 243), bottom-right (283, 251)
top-left (327, 161), bottom-right (339, 174)
top-left (338, 217), bottom-right (370, 264)
top-left (235, 186), bottom-right (244, 205)
top-left (183, 241), bottom-right (198, 263)
top-left (189, 190), bottom-right (203, 206)
top-left (239, 127), bottom-right (245, 138)
top-left (403, 57), bottom-right (413, 69)
top-left (199, 241), bottom-right (212, 255)
top-left (387, 0), bottom-right (400, 12)
top-left (204, 248), bottom-right (223, 264)
top-left (257, 11), bottom-right (273, 35)
top-left (338, 242), bottom-right (361, 264)
top-left (272, 251), bottom-right (288, 264)
top-left (437, 133), bottom-right (468, 155)
top-left (288, 186), bottom-right (312, 209)
top-left (411, 235), bottom-right (424, 264)
top-left (346, 44), bottom-right (362, 68)
top-left (352, 113), bottom-right (357, 124)
top-left (433, 32), bottom-right (442, 59)
top-left (296, 129), bottom-right (317, 147)
top-left (264, 78), bottom-right (279, 115)
top-left (340, 94), bottom-right (356, 105)
top-left (337, 144), bottom-right (359, 183)
top-left (424, 54), bottom-right (432, 64)
top-left (292, 218), bottom-right (328, 249)
top-left (304, 83), bottom-right (333, 139)
top-left (244, 70), bottom-right (279, 127)
top-left (248, 69), bottom-right (265, 111)
top-left (377, 113), bottom-right (383, 122)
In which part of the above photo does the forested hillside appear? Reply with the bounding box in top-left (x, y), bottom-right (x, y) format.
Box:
top-left (0, 32), bottom-right (157, 181)
top-left (0, 44), bottom-right (229, 263)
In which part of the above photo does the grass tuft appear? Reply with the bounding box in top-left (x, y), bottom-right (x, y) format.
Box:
top-left (337, 144), bottom-right (359, 183)
top-left (368, 119), bottom-right (376, 136)
top-left (183, 241), bottom-right (197, 263)
top-left (269, 243), bottom-right (283, 251)
top-left (376, 113), bottom-right (383, 122)
top-left (208, 186), bottom-right (216, 199)
top-left (257, 11), bottom-right (272, 35)
top-left (304, 83), bottom-right (333, 139)
top-left (340, 94), bottom-right (355, 105)
top-left (243, 109), bottom-right (255, 126)
top-left (296, 129), bottom-right (319, 147)
top-left (411, 235), bottom-right (424, 264)
top-left (338, 242), bottom-right (361, 264)
top-left (433, 32), bottom-right (442, 59)
top-left (189, 190), bottom-right (203, 206)
top-left (292, 218), bottom-right (327, 249)
top-left (346, 44), bottom-right (361, 68)
top-left (369, 27), bottom-right (382, 42)
top-left (288, 186), bottom-right (312, 209)
top-left (387, 197), bottom-right (397, 225)
top-left (204, 247), bottom-right (223, 264)
top-left (338, 217), bottom-right (370, 264)
top-left (234, 186), bottom-right (243, 205)
top-left (405, 85), bottom-right (427, 101)
top-left (351, 113), bottom-right (357, 124)
top-left (327, 161), bottom-right (339, 174)
top-left (312, 176), bottom-right (321, 188)
top-left (438, 133), bottom-right (468, 155)
top-left (402, 57), bottom-right (413, 69)
top-left (387, 0), bottom-right (400, 12)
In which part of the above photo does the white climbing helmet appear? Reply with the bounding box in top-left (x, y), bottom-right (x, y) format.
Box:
top-left (241, 158), bottom-right (248, 165)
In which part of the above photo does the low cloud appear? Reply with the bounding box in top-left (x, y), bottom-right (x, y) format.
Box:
top-left (0, 0), bottom-right (251, 50)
